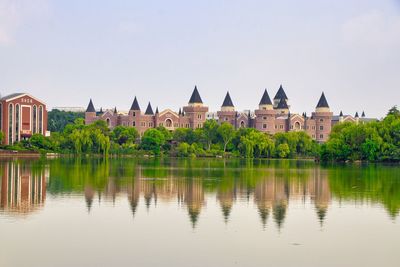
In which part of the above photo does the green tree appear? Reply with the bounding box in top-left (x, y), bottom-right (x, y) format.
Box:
top-left (276, 143), bottom-right (290, 158)
top-left (218, 123), bottom-right (235, 153)
top-left (140, 128), bottom-right (166, 155)
top-left (203, 120), bottom-right (219, 150)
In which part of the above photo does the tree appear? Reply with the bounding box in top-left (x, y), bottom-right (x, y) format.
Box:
top-left (276, 143), bottom-right (290, 158)
top-left (140, 128), bottom-right (166, 154)
top-left (47, 109), bottom-right (84, 132)
top-left (203, 120), bottom-right (219, 150)
top-left (111, 126), bottom-right (138, 145)
top-left (218, 123), bottom-right (235, 153)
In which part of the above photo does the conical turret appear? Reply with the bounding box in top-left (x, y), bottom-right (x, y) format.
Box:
top-left (259, 89), bottom-right (273, 110)
top-left (316, 92), bottom-right (330, 112)
top-left (273, 85), bottom-right (288, 108)
top-left (86, 99), bottom-right (96, 113)
top-left (221, 91), bottom-right (234, 112)
top-left (130, 96), bottom-right (140, 111)
top-left (145, 102), bottom-right (154, 115)
top-left (188, 86), bottom-right (203, 106)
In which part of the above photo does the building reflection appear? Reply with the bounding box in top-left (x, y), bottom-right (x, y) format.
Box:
top-left (0, 162), bottom-right (47, 216)
top-left (2, 159), bottom-right (398, 230)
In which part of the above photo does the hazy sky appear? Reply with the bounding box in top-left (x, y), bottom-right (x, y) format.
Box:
top-left (1, 0), bottom-right (399, 117)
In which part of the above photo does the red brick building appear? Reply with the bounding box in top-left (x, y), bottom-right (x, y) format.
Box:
top-left (85, 85), bottom-right (372, 142)
top-left (0, 93), bottom-right (48, 145)
top-left (85, 86), bottom-right (209, 135)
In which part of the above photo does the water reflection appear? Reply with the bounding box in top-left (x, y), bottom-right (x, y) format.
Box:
top-left (0, 162), bottom-right (47, 216)
top-left (1, 158), bottom-right (399, 229)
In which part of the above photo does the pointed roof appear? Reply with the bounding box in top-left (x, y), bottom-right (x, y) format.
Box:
top-left (222, 91), bottom-right (234, 107)
top-left (155, 107), bottom-right (159, 114)
top-left (362, 111), bottom-right (365, 117)
top-left (259, 89), bottom-right (272, 105)
top-left (178, 108), bottom-right (182, 115)
top-left (355, 112), bottom-right (359, 118)
top-left (339, 111), bottom-right (343, 117)
top-left (86, 99), bottom-right (96, 112)
top-left (274, 84), bottom-right (288, 100)
top-left (145, 102), bottom-right (154, 115)
top-left (114, 107), bottom-right (117, 114)
top-left (188, 86), bottom-right (203, 104)
top-left (130, 96), bottom-right (140, 110)
top-left (316, 92), bottom-right (329, 108)
top-left (276, 98), bottom-right (289, 109)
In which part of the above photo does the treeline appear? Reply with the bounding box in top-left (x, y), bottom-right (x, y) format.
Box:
top-left (3, 106), bottom-right (400, 162)
top-left (320, 106), bottom-right (400, 162)
top-left (48, 109), bottom-right (84, 133)
top-left (3, 118), bottom-right (318, 158)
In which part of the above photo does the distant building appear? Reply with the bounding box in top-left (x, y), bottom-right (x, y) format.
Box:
top-left (51, 107), bottom-right (85, 112)
top-left (0, 93), bottom-right (48, 145)
top-left (85, 86), bottom-right (209, 135)
top-left (84, 85), bottom-right (375, 142)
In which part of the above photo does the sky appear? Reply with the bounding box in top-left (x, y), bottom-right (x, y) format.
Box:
top-left (0, 0), bottom-right (399, 118)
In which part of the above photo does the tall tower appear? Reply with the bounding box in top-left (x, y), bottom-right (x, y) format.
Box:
top-left (85, 99), bottom-right (97, 125)
top-left (183, 86), bottom-right (209, 129)
top-left (129, 96), bottom-right (141, 128)
top-left (217, 91), bottom-right (236, 127)
top-left (312, 92), bottom-right (333, 143)
top-left (254, 89), bottom-right (276, 133)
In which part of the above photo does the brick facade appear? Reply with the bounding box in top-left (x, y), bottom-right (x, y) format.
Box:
top-left (0, 93), bottom-right (48, 145)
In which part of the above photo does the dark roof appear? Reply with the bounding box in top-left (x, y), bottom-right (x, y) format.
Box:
top-left (276, 98), bottom-right (289, 109)
top-left (86, 99), bottom-right (96, 112)
top-left (130, 96), bottom-right (140, 110)
top-left (355, 112), bottom-right (359, 118)
top-left (1, 93), bottom-right (25, 101)
top-left (362, 111), bottom-right (365, 117)
top-left (114, 107), bottom-right (117, 113)
top-left (222, 91), bottom-right (234, 107)
top-left (273, 85), bottom-right (288, 100)
top-left (259, 89), bottom-right (272, 105)
top-left (155, 107), bottom-right (159, 114)
top-left (188, 86), bottom-right (203, 104)
top-left (316, 92), bottom-right (329, 108)
top-left (339, 111), bottom-right (343, 116)
top-left (178, 108), bottom-right (182, 115)
top-left (145, 102), bottom-right (154, 115)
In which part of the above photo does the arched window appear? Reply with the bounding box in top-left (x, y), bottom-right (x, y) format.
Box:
top-left (15, 104), bottom-right (20, 142)
top-left (106, 118), bottom-right (110, 127)
top-left (32, 105), bottom-right (37, 134)
top-left (240, 121), bottom-right (245, 128)
top-left (8, 104), bottom-right (13, 144)
top-left (39, 105), bottom-right (43, 134)
top-left (165, 119), bottom-right (172, 127)
top-left (295, 121), bottom-right (301, 130)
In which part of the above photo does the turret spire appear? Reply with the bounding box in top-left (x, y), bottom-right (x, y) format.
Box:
top-left (130, 96), bottom-right (140, 111)
top-left (145, 102), bottom-right (154, 115)
top-left (222, 91), bottom-right (234, 107)
top-left (259, 89), bottom-right (272, 105)
top-left (188, 85), bottom-right (203, 104)
top-left (316, 92), bottom-right (329, 108)
top-left (86, 99), bottom-right (96, 112)
top-left (274, 84), bottom-right (288, 100)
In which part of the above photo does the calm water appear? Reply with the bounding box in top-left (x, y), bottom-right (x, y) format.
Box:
top-left (0, 158), bottom-right (399, 267)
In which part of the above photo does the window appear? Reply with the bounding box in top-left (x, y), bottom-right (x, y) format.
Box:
top-left (141, 122), bottom-right (145, 127)
top-left (320, 134), bottom-right (324, 139)
top-left (263, 116), bottom-right (267, 120)
top-left (319, 125), bottom-right (324, 130)
top-left (319, 118), bottom-right (323, 122)
top-left (39, 105), bottom-right (43, 134)
top-left (106, 118), bottom-right (111, 127)
top-left (240, 121), bottom-right (245, 128)
top-left (279, 125), bottom-right (283, 129)
top-left (186, 124), bottom-right (190, 128)
top-left (166, 119), bottom-right (172, 127)
top-left (8, 104), bottom-right (13, 144)
top-left (275, 125), bottom-right (277, 129)
top-left (312, 126), bottom-right (315, 130)
top-left (32, 105), bottom-right (37, 134)
top-left (133, 121), bottom-right (136, 126)
top-left (15, 104), bottom-right (20, 142)
top-left (197, 114), bottom-right (202, 119)
top-left (149, 122), bottom-right (153, 127)
top-left (263, 124), bottom-right (267, 129)
top-left (262, 107), bottom-right (266, 110)
top-left (295, 122), bottom-right (301, 130)
top-left (133, 112), bottom-right (136, 117)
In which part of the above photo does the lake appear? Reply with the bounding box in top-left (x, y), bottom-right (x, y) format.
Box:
top-left (0, 158), bottom-right (399, 267)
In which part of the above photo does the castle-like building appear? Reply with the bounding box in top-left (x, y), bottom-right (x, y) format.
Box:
top-left (85, 85), bottom-right (370, 143)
